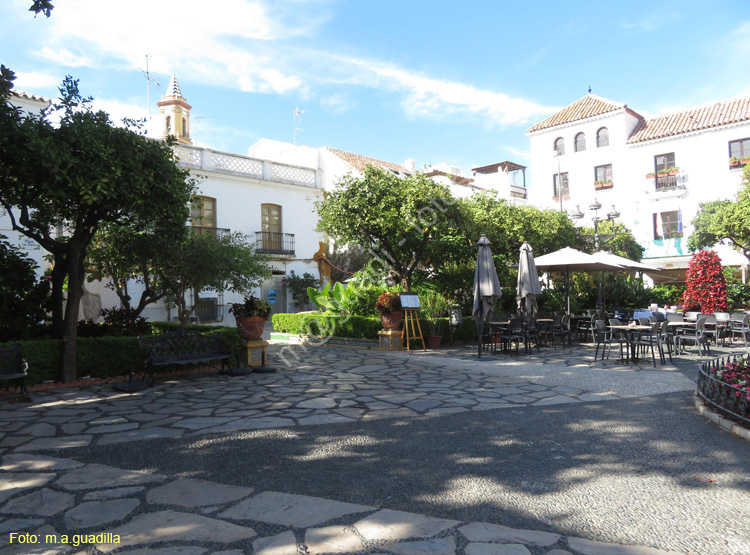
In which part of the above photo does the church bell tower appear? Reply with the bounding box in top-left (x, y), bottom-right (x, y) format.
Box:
top-left (157, 74), bottom-right (192, 145)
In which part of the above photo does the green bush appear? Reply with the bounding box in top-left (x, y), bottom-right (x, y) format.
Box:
top-left (2, 324), bottom-right (243, 386)
top-left (272, 311), bottom-right (477, 342)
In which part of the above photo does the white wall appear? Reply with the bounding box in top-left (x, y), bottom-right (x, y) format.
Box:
top-left (527, 108), bottom-right (750, 270)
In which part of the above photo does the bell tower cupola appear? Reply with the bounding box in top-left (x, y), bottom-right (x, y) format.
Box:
top-left (157, 74), bottom-right (192, 145)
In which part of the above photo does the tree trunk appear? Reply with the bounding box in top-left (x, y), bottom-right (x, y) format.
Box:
top-left (50, 252), bottom-right (66, 339)
top-left (60, 248), bottom-right (84, 383)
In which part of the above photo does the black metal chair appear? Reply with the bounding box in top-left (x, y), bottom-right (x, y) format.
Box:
top-left (593, 320), bottom-right (626, 362)
top-left (524, 317), bottom-right (542, 354)
top-left (500, 318), bottom-right (525, 354)
top-left (676, 318), bottom-right (710, 356)
top-left (659, 320), bottom-right (673, 363)
top-left (632, 322), bottom-right (663, 366)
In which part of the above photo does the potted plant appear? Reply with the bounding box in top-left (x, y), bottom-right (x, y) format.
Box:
top-left (376, 291), bottom-right (402, 330)
top-left (730, 156), bottom-right (739, 167)
top-left (229, 295), bottom-right (272, 340)
top-left (742, 155), bottom-right (750, 165)
top-left (420, 291), bottom-right (450, 349)
top-left (646, 172), bottom-right (655, 179)
top-left (668, 166), bottom-right (680, 176)
top-left (594, 180), bottom-right (613, 189)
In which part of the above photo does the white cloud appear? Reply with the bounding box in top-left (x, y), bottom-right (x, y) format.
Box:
top-left (320, 93), bottom-right (356, 114)
top-left (13, 71), bottom-right (60, 90)
top-left (37, 47), bottom-right (90, 67)
top-left (35, 0), bottom-right (556, 128)
top-left (346, 59), bottom-right (559, 127)
top-left (503, 146), bottom-right (531, 160)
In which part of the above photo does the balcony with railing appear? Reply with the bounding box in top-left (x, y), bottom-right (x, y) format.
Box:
top-left (173, 144), bottom-right (319, 188)
top-left (510, 184), bottom-right (527, 199)
top-left (654, 174), bottom-right (683, 192)
top-left (255, 231), bottom-right (295, 256)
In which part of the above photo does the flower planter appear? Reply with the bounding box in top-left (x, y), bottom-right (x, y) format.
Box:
top-left (235, 316), bottom-right (267, 340)
top-left (425, 335), bottom-right (442, 349)
top-left (380, 311), bottom-right (403, 330)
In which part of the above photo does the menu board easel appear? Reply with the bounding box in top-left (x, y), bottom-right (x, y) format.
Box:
top-left (399, 291), bottom-right (425, 353)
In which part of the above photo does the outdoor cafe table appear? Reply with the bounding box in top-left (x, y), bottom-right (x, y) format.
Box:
top-left (607, 324), bottom-right (651, 363)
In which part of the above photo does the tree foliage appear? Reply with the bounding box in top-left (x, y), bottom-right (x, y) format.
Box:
top-left (0, 235), bottom-right (50, 341)
top-left (0, 72), bottom-right (195, 381)
top-left (688, 165), bottom-right (750, 260)
top-left (159, 231), bottom-right (272, 328)
top-left (683, 250), bottom-right (728, 313)
top-left (316, 166), bottom-right (459, 286)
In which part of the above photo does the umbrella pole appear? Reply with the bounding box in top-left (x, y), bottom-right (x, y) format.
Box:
top-left (566, 268), bottom-right (571, 315)
top-left (477, 304), bottom-right (483, 359)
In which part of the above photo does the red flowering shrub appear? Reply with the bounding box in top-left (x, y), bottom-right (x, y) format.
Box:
top-left (682, 250), bottom-right (728, 312)
top-left (715, 359), bottom-right (750, 404)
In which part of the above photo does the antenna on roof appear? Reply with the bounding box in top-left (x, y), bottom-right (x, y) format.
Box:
top-left (294, 107), bottom-right (304, 145)
top-left (588, 85), bottom-right (592, 94)
top-left (191, 112), bottom-right (215, 146)
top-left (138, 54), bottom-right (160, 135)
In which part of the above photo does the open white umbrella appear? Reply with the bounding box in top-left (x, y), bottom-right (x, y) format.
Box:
top-left (472, 234), bottom-right (502, 358)
top-left (534, 247), bottom-right (623, 314)
top-left (516, 242), bottom-right (543, 316)
top-left (590, 251), bottom-right (658, 273)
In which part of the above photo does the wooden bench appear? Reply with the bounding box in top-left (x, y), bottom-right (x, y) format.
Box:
top-left (138, 330), bottom-right (234, 386)
top-left (0, 343), bottom-right (30, 401)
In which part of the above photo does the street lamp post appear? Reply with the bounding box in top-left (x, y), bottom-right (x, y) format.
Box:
top-left (571, 199), bottom-right (620, 309)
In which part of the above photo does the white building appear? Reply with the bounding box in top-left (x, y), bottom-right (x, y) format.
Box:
top-left (526, 93), bottom-right (750, 282)
top-left (0, 90), bottom-right (51, 278)
top-left (248, 138), bottom-right (528, 202)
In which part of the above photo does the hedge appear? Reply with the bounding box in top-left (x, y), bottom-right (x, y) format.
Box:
top-left (1, 325), bottom-right (243, 386)
top-left (271, 312), bottom-right (478, 342)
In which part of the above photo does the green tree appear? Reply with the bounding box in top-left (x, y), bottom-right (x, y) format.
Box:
top-left (688, 167), bottom-right (750, 261)
top-left (87, 220), bottom-right (187, 316)
top-left (160, 231), bottom-right (272, 328)
top-left (316, 165), bottom-right (459, 287)
top-left (0, 235), bottom-right (50, 341)
top-left (0, 72), bottom-right (195, 381)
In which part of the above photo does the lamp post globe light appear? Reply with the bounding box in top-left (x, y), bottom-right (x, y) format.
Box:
top-left (570, 199), bottom-right (620, 309)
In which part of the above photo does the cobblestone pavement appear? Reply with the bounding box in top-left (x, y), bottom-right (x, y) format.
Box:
top-left (0, 341), bottom-right (747, 554)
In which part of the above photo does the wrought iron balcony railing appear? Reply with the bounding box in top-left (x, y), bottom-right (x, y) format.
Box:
top-left (655, 174), bottom-right (683, 192)
top-left (255, 231), bottom-right (295, 255)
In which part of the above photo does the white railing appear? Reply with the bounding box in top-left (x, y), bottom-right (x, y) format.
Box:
top-left (172, 144), bottom-right (318, 188)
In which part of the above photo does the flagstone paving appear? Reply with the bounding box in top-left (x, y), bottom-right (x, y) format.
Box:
top-left (0, 341), bottom-right (742, 554)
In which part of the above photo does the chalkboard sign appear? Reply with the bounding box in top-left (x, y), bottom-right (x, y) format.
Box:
top-left (399, 292), bottom-right (420, 309)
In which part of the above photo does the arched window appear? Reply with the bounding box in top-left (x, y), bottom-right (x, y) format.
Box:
top-left (165, 115), bottom-right (171, 135)
top-left (574, 132), bottom-right (586, 152)
top-left (597, 127), bottom-right (609, 148)
top-left (182, 116), bottom-right (188, 138)
top-left (554, 137), bottom-right (565, 156)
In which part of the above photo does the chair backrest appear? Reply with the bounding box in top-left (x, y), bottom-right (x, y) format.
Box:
top-left (608, 319), bottom-right (621, 326)
top-left (561, 314), bottom-right (571, 329)
top-left (695, 318), bottom-right (706, 336)
top-left (730, 311), bottom-right (746, 321)
top-left (653, 312), bottom-right (666, 322)
top-left (648, 316), bottom-right (657, 323)
top-left (594, 320), bottom-right (608, 336)
top-left (508, 318), bottom-right (525, 332)
top-left (666, 313), bottom-right (684, 322)
top-left (649, 322), bottom-right (660, 336)
top-left (714, 312), bottom-right (730, 322)
top-left (684, 311), bottom-right (702, 322)
top-left (703, 314), bottom-right (717, 325)
top-left (638, 318), bottom-right (650, 325)
top-left (660, 320), bottom-right (670, 336)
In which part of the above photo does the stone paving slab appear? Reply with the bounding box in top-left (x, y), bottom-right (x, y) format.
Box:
top-left (354, 509), bottom-right (460, 542)
top-left (147, 478), bottom-right (255, 508)
top-left (96, 510), bottom-right (257, 552)
top-left (219, 491), bottom-right (375, 528)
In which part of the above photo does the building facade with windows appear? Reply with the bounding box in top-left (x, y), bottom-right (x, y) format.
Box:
top-left (82, 76), bottom-right (326, 323)
top-left (527, 93), bottom-right (750, 282)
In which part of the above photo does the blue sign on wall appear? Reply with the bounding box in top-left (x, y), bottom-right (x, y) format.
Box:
top-left (268, 289), bottom-right (277, 304)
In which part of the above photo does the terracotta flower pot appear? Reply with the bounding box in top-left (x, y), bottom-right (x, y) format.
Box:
top-left (235, 316), bottom-right (267, 340)
top-left (425, 335), bottom-right (442, 349)
top-left (380, 311), bottom-right (403, 330)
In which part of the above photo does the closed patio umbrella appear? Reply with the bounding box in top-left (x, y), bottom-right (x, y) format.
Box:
top-left (516, 242), bottom-right (543, 316)
top-left (472, 234), bottom-right (502, 358)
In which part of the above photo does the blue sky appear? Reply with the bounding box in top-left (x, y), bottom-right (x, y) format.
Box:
top-left (3, 0), bottom-right (750, 182)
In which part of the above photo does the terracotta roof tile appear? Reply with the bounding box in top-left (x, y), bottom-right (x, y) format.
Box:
top-left (10, 90), bottom-right (51, 103)
top-left (628, 95), bottom-right (750, 143)
top-left (327, 147), bottom-right (411, 174)
top-left (527, 94), bottom-right (642, 134)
